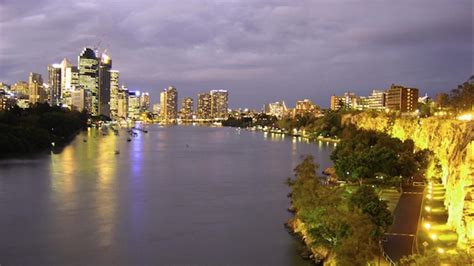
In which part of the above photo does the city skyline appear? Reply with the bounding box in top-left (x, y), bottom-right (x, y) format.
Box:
top-left (0, 0), bottom-right (472, 108)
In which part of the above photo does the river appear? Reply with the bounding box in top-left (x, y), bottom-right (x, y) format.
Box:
top-left (0, 125), bottom-right (334, 265)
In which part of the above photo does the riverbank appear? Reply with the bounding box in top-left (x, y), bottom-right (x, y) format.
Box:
top-left (0, 104), bottom-right (87, 158)
top-left (245, 126), bottom-right (340, 144)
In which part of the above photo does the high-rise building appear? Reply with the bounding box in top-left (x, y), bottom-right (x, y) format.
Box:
top-left (265, 101), bottom-right (287, 118)
top-left (11, 81), bottom-right (29, 96)
top-left (160, 86), bottom-right (178, 122)
top-left (71, 88), bottom-right (90, 112)
top-left (78, 47), bottom-right (99, 115)
top-left (109, 70), bottom-right (120, 120)
top-left (28, 72), bottom-right (46, 104)
top-left (210, 90), bottom-right (228, 120)
top-left (179, 97), bottom-right (194, 120)
top-left (385, 85), bottom-right (419, 112)
top-left (197, 92), bottom-right (211, 120)
top-left (294, 99), bottom-right (320, 117)
top-left (368, 90), bottom-right (386, 110)
top-left (60, 58), bottom-right (72, 95)
top-left (152, 103), bottom-right (161, 116)
top-left (98, 53), bottom-right (112, 117)
top-left (64, 66), bottom-right (79, 90)
top-left (330, 92), bottom-right (358, 110)
top-left (140, 92), bottom-right (150, 112)
top-left (48, 64), bottom-right (62, 106)
top-left (128, 90), bottom-right (141, 120)
top-left (62, 66), bottom-right (79, 108)
top-left (117, 86), bottom-right (129, 119)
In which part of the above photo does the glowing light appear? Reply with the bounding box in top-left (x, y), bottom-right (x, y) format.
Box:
top-left (426, 195), bottom-right (432, 199)
top-left (430, 233), bottom-right (437, 240)
top-left (425, 206), bottom-right (431, 212)
top-left (424, 222), bottom-right (432, 230)
top-left (437, 248), bottom-right (445, 254)
top-left (457, 113), bottom-right (472, 121)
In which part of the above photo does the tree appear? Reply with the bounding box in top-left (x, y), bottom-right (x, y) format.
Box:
top-left (350, 186), bottom-right (393, 238)
top-left (400, 248), bottom-right (472, 266)
top-left (294, 155), bottom-right (318, 181)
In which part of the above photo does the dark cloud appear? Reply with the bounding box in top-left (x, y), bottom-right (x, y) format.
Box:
top-left (0, 0), bottom-right (472, 108)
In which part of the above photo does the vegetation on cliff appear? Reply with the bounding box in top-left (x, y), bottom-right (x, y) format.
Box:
top-left (0, 103), bottom-right (88, 157)
top-left (288, 155), bottom-right (393, 265)
top-left (331, 129), bottom-right (431, 185)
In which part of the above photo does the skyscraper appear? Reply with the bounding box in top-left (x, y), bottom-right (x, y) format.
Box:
top-left (28, 72), bottom-right (46, 105)
top-left (78, 47), bottom-right (99, 115)
top-left (179, 97), bottom-right (194, 121)
top-left (210, 90), bottom-right (228, 120)
top-left (47, 64), bottom-right (62, 106)
top-left (109, 70), bottom-right (120, 120)
top-left (62, 66), bottom-right (79, 107)
top-left (128, 90), bottom-right (141, 120)
top-left (98, 53), bottom-right (112, 117)
top-left (160, 86), bottom-right (178, 122)
top-left (60, 58), bottom-right (72, 95)
top-left (117, 86), bottom-right (129, 119)
top-left (197, 92), bottom-right (211, 120)
top-left (140, 92), bottom-right (150, 112)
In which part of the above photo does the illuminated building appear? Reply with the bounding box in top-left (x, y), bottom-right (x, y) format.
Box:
top-left (71, 87), bottom-right (90, 112)
top-left (294, 99), bottom-right (320, 117)
top-left (78, 47), bottom-right (99, 115)
top-left (28, 72), bottom-right (47, 104)
top-left (64, 66), bottom-right (79, 90)
top-left (160, 86), bottom-right (178, 122)
top-left (98, 53), bottom-right (112, 117)
top-left (368, 90), bottom-right (386, 110)
top-left (117, 86), bottom-right (129, 119)
top-left (385, 84), bottom-right (418, 112)
top-left (210, 90), bottom-right (228, 120)
top-left (197, 92), bottom-right (211, 120)
top-left (152, 103), bottom-right (160, 115)
top-left (330, 92), bottom-right (359, 111)
top-left (60, 58), bottom-right (72, 94)
top-left (48, 64), bottom-right (62, 105)
top-left (0, 89), bottom-right (15, 110)
top-left (109, 70), bottom-right (120, 120)
top-left (128, 90), bottom-right (141, 120)
top-left (62, 65), bottom-right (79, 107)
top-left (179, 97), bottom-right (194, 120)
top-left (139, 92), bottom-right (150, 112)
top-left (264, 101), bottom-right (287, 119)
top-left (11, 81), bottom-right (29, 96)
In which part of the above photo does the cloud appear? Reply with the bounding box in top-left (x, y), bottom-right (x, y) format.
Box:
top-left (0, 0), bottom-right (472, 108)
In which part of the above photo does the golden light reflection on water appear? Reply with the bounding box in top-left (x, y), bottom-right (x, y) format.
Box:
top-left (49, 129), bottom-right (118, 247)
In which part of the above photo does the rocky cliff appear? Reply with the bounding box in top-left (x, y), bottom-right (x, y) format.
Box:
top-left (343, 113), bottom-right (474, 251)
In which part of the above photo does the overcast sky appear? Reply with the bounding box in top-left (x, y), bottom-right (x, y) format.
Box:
top-left (0, 0), bottom-right (472, 108)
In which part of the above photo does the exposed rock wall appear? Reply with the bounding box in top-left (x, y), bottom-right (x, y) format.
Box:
top-left (344, 113), bottom-right (474, 251)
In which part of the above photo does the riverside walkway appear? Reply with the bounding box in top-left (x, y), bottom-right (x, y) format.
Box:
top-left (382, 185), bottom-right (424, 263)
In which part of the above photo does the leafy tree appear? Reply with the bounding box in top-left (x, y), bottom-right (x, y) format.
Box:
top-left (350, 186), bottom-right (393, 237)
top-left (400, 248), bottom-right (472, 266)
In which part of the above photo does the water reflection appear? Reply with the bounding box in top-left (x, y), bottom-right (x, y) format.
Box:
top-left (0, 126), bottom-right (333, 265)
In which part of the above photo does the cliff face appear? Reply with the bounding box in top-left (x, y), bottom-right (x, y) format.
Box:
top-left (344, 113), bottom-right (474, 251)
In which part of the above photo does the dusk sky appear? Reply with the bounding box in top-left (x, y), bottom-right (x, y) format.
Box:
top-left (0, 0), bottom-right (472, 108)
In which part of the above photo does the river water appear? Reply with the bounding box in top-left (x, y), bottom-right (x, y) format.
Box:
top-left (0, 125), bottom-right (334, 265)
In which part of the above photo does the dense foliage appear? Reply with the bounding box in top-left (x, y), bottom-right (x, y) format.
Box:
top-left (400, 248), bottom-right (472, 265)
top-left (435, 77), bottom-right (474, 113)
top-left (0, 103), bottom-right (87, 156)
top-left (288, 155), bottom-right (393, 265)
top-left (331, 129), bottom-right (431, 185)
top-left (223, 114), bottom-right (277, 128)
